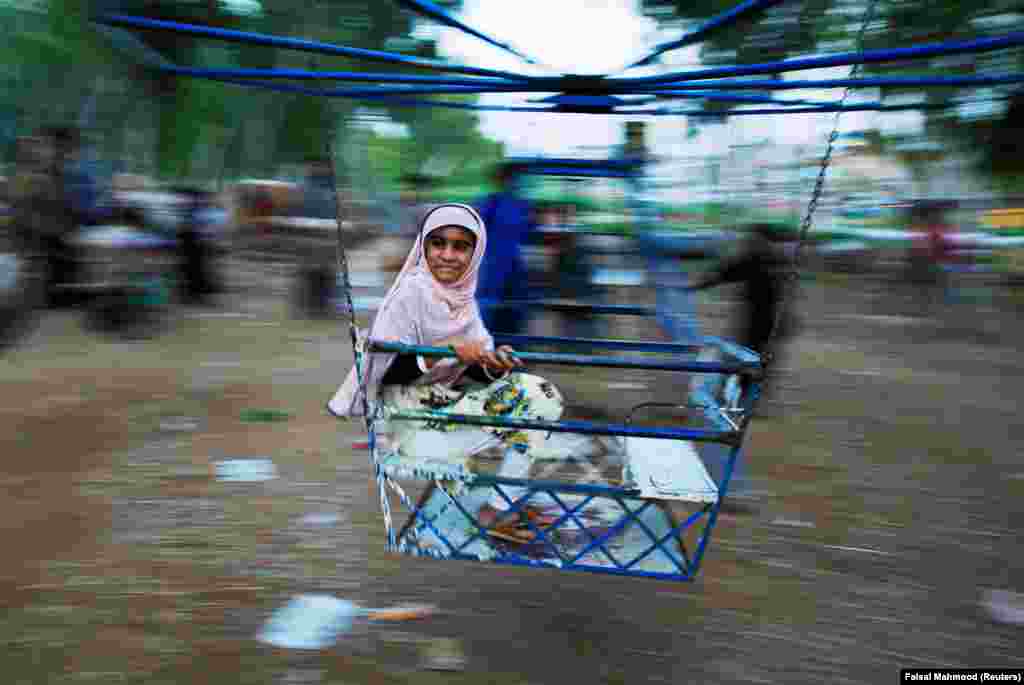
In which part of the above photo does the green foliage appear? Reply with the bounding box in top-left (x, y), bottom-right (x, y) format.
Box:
top-left (2, 0), bottom-right (505, 185)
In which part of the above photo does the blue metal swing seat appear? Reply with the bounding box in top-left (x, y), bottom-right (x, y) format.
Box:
top-left (368, 333), bottom-right (761, 582)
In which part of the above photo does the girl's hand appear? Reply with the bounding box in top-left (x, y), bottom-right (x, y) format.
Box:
top-left (479, 345), bottom-right (521, 374)
top-left (433, 338), bottom-right (521, 373)
top-left (448, 339), bottom-right (489, 367)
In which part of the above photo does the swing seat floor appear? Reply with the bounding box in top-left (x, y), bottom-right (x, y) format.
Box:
top-left (381, 432), bottom-right (726, 580)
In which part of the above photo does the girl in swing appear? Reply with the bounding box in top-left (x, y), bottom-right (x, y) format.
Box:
top-left (329, 204), bottom-right (563, 527)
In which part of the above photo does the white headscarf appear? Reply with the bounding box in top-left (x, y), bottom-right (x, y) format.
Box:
top-left (328, 203), bottom-right (493, 418)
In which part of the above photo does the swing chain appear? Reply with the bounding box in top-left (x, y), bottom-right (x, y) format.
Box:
top-left (773, 0), bottom-right (879, 352)
top-left (326, 114), bottom-right (396, 547)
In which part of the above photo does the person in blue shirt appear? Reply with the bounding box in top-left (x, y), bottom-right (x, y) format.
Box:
top-left (475, 163), bottom-right (536, 334)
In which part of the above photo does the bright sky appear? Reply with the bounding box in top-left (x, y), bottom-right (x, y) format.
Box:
top-left (432, 0), bottom-right (923, 160)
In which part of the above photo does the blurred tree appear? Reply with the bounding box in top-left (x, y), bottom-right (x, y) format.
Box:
top-left (639, 0), bottom-right (1024, 187)
top-left (1, 0), bottom-right (503, 186)
top-left (639, 0), bottom-right (834, 70)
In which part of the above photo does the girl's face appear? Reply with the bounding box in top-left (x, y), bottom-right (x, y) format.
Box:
top-left (424, 225), bottom-right (476, 285)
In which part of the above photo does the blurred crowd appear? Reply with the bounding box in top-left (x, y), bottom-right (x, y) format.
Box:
top-left (1, 125), bottom-right (1020, 361)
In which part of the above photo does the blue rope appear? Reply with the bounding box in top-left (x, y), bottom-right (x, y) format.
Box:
top-left (623, 32), bottom-right (1024, 84)
top-left (395, 0), bottom-right (542, 66)
top-left (627, 0), bottom-right (789, 69)
top-left (95, 14), bottom-right (535, 81)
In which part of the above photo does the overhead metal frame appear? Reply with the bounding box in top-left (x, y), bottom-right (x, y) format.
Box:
top-left (93, 4), bottom-right (1024, 118)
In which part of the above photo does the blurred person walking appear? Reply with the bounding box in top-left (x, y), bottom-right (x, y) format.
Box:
top-left (549, 202), bottom-right (599, 340)
top-left (16, 126), bottom-right (101, 308)
top-left (907, 199), bottom-right (961, 313)
top-left (176, 188), bottom-right (222, 306)
top-left (637, 229), bottom-right (703, 344)
top-left (293, 158), bottom-right (340, 317)
top-left (622, 120), bottom-right (701, 346)
top-left (475, 162), bottom-right (537, 334)
top-left (398, 173), bottom-right (437, 237)
top-left (687, 222), bottom-right (795, 510)
top-left (689, 223), bottom-right (796, 397)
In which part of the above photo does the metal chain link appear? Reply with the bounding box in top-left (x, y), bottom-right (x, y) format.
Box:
top-left (325, 128), bottom-right (364, 410)
top-left (325, 116), bottom-right (397, 547)
top-left (772, 0), bottom-right (880, 354)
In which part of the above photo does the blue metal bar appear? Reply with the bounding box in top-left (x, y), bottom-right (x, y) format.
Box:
top-left (689, 378), bottom-right (759, 575)
top-left (369, 341), bottom-right (760, 374)
top-left (612, 499), bottom-right (690, 575)
top-left (505, 156), bottom-right (642, 171)
top-left (278, 88), bottom-right (559, 112)
top-left (554, 101), bottom-right (946, 115)
top-left (403, 502), bottom-right (463, 557)
top-left (703, 336), bottom-right (761, 365)
top-left (99, 59), bottom-right (970, 117)
top-left (676, 101), bottom-right (954, 115)
top-left (395, 0), bottom-right (541, 65)
top-left (644, 90), bottom-right (831, 106)
top-left (481, 165), bottom-right (637, 177)
top-left (536, 492), bottom-right (599, 541)
top-left (567, 499), bottom-right (654, 565)
top-left (208, 70), bottom-right (1024, 93)
top-left (180, 74), bottom-right (546, 108)
top-left (493, 334), bottom-right (703, 354)
top-left (629, 73), bottom-right (1024, 91)
top-left (447, 488), bottom-right (597, 560)
top-left (472, 475), bottom-right (636, 498)
top-left (484, 301), bottom-right (655, 316)
top-left (387, 411), bottom-right (741, 444)
top-left (491, 485), bottom-right (573, 563)
top-left (441, 492), bottom-right (493, 554)
top-left (545, 491), bottom-right (624, 569)
top-left (624, 505), bottom-right (710, 573)
top-left (627, 0), bottom-right (789, 69)
top-left (342, 98), bottom-right (947, 115)
top-left (167, 67), bottom-right (528, 87)
top-left (95, 14), bottom-right (534, 81)
top-left (439, 482), bottom-right (567, 561)
top-left (690, 496), bottom-right (727, 575)
top-left (166, 67), bottom-right (529, 94)
top-left (101, 60), bottom-right (1024, 94)
top-left (94, 17), bottom-right (1024, 96)
top-left (445, 551), bottom-right (693, 581)
top-left (623, 32), bottom-right (1024, 85)
top-left (160, 73), bottom-right (559, 112)
top-left (201, 76), bottom-right (957, 115)
top-left (146, 63), bottom-right (960, 117)
top-left (689, 388), bottom-right (737, 433)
